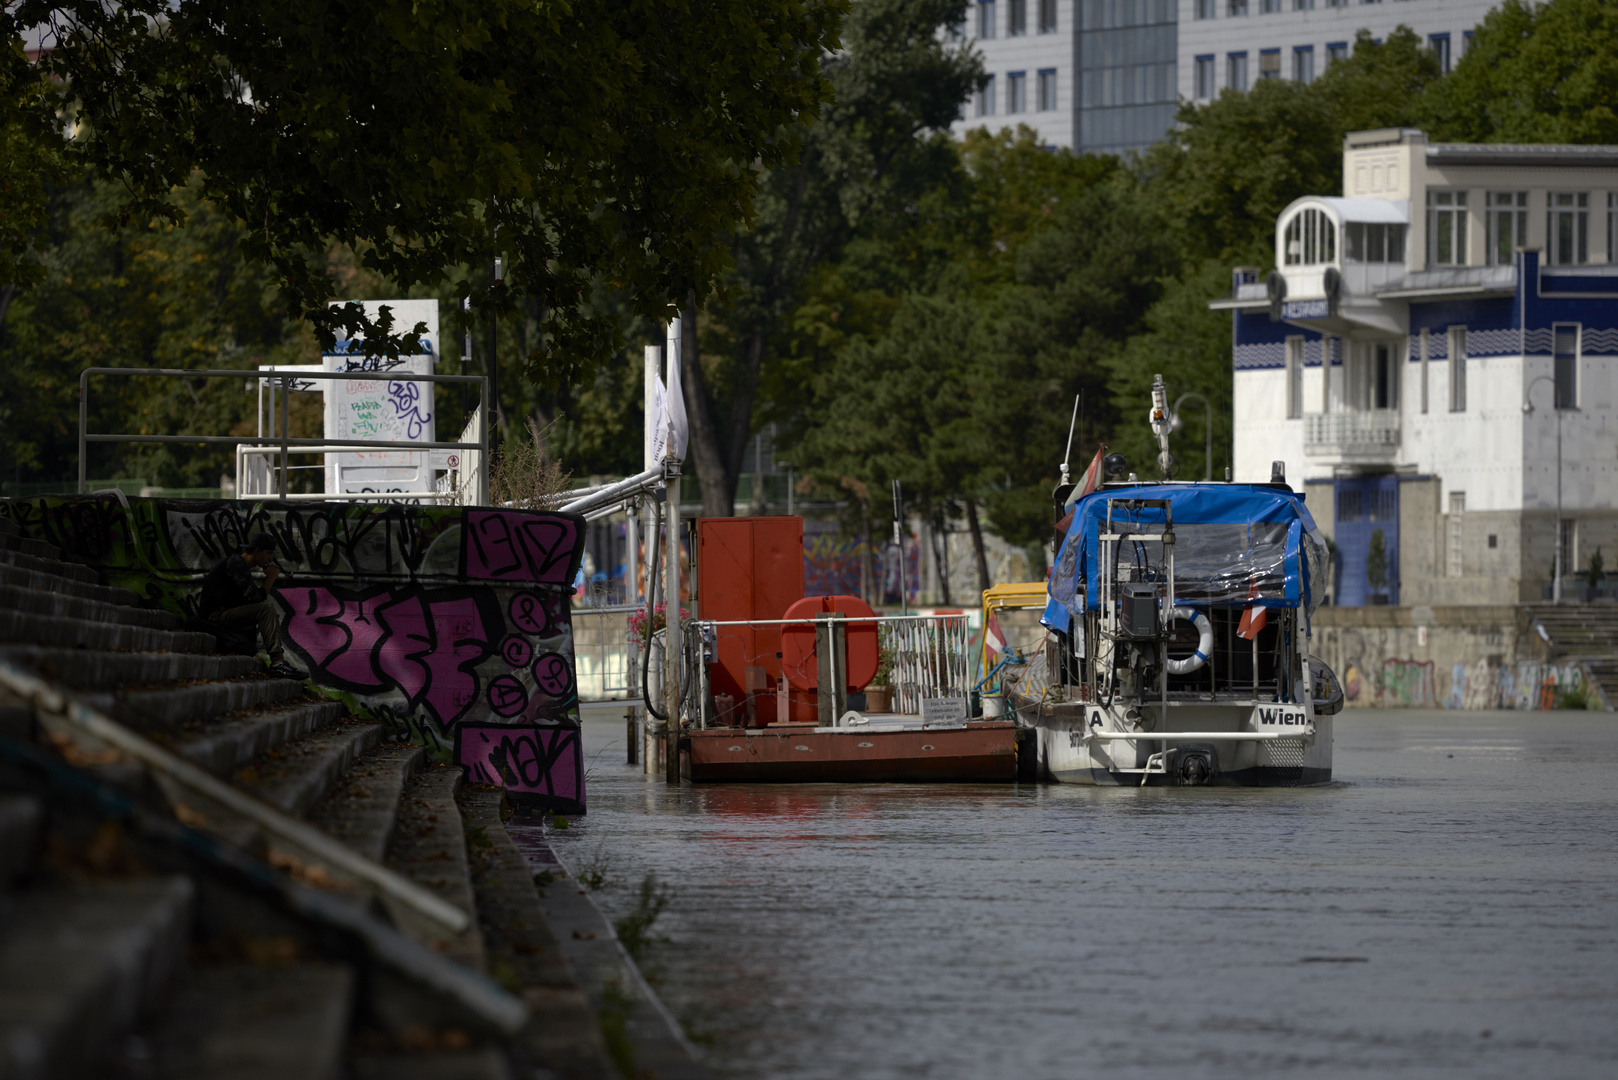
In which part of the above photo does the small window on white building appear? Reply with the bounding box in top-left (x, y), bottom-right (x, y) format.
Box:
top-left (1548, 193), bottom-right (1589, 266)
top-left (1554, 324), bottom-right (1579, 408)
top-left (1039, 0), bottom-right (1057, 32)
top-left (1447, 492), bottom-right (1465, 577)
top-left (1344, 222), bottom-right (1405, 262)
top-left (1261, 0), bottom-right (1281, 12)
top-left (978, 0), bottom-right (997, 39)
top-left (1195, 0), bottom-right (1216, 17)
top-left (1294, 0), bottom-right (1314, 9)
top-left (1286, 337), bottom-right (1305, 419)
top-left (1427, 191), bottom-right (1468, 266)
top-left (1036, 69), bottom-right (1057, 111)
top-left (1228, 52), bottom-right (1248, 91)
top-left (1259, 50), bottom-right (1281, 78)
top-left (1326, 40), bottom-right (1348, 61)
top-left (1487, 192), bottom-right (1528, 266)
top-left (1009, 0), bottom-right (1026, 36)
top-left (1195, 56), bottom-right (1216, 99)
top-left (1007, 71), bottom-right (1026, 113)
top-left (1228, 0), bottom-right (1248, 15)
top-left (1430, 34), bottom-right (1451, 74)
top-left (1284, 207), bottom-right (1337, 265)
top-left (1448, 327), bottom-right (1467, 412)
top-left (1293, 46), bottom-right (1314, 83)
top-left (1372, 342), bottom-right (1397, 410)
top-left (1561, 520), bottom-right (1577, 582)
top-left (977, 76), bottom-right (996, 117)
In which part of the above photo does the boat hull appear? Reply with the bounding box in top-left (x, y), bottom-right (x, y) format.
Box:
top-left (1034, 701), bottom-right (1332, 787)
top-left (686, 721), bottom-right (1018, 783)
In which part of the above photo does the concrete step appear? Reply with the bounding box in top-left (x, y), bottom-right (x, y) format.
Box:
top-left (0, 607), bottom-right (215, 653)
top-left (144, 963), bottom-right (353, 1080)
top-left (0, 582), bottom-right (180, 630)
top-left (0, 559), bottom-right (141, 607)
top-left (0, 545), bottom-right (100, 585)
top-left (0, 876), bottom-right (194, 1079)
top-left (0, 795), bottom-right (42, 886)
top-left (232, 718), bottom-right (385, 818)
top-left (384, 765), bottom-right (487, 971)
top-left (351, 1050), bottom-right (513, 1079)
top-left (0, 688), bottom-right (30, 741)
top-left (0, 528), bottom-right (61, 561)
top-left (0, 646), bottom-right (260, 690)
top-left (166, 701), bottom-right (347, 776)
top-left (84, 677), bottom-right (306, 734)
top-left (308, 742), bottom-right (425, 864)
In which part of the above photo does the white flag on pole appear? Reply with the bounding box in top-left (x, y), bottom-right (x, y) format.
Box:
top-left (664, 317), bottom-right (689, 462)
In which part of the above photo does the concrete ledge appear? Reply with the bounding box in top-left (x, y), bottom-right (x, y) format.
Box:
top-left (99, 678), bottom-right (307, 733)
top-left (0, 546), bottom-right (101, 585)
top-left (1314, 604), bottom-right (1523, 628)
top-left (0, 608), bottom-right (214, 653)
top-left (0, 647), bottom-right (260, 689)
top-left (0, 561), bottom-right (140, 607)
top-left (0, 582), bottom-right (179, 630)
top-left (171, 701), bottom-right (346, 775)
top-left (233, 719), bottom-right (384, 818)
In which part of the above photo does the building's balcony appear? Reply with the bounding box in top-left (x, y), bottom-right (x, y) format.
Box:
top-left (1303, 409), bottom-right (1401, 463)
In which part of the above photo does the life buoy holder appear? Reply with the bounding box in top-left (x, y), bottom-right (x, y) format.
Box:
top-left (1165, 606), bottom-right (1213, 675)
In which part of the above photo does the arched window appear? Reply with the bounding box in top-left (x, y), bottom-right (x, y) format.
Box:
top-left (1283, 207), bottom-right (1337, 266)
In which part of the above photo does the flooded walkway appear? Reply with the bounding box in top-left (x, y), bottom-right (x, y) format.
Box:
top-left (546, 710), bottom-right (1618, 1078)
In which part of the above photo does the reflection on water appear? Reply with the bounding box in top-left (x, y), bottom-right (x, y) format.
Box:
top-left (545, 711), bottom-right (1618, 1079)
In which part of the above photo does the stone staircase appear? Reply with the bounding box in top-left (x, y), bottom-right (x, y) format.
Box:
top-left (0, 513), bottom-right (631, 1078)
top-left (1523, 603), bottom-right (1618, 708)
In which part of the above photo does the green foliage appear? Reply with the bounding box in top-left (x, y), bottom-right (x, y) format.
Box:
top-left (1588, 546), bottom-right (1604, 588)
top-left (4, 0), bottom-right (847, 376)
top-left (1367, 528), bottom-right (1390, 593)
top-left (612, 872), bottom-right (674, 962)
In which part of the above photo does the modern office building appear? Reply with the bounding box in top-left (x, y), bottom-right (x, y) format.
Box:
top-left (952, 0), bottom-right (1500, 157)
top-left (1213, 129), bottom-right (1618, 606)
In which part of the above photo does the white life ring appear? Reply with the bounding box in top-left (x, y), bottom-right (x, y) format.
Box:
top-left (1165, 607), bottom-right (1213, 675)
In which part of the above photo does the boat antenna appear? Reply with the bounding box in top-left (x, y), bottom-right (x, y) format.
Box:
top-left (1150, 374), bottom-right (1174, 479)
top-left (1060, 392), bottom-right (1080, 485)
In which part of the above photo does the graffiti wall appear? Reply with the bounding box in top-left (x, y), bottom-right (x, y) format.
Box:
top-left (0, 495), bottom-right (587, 810)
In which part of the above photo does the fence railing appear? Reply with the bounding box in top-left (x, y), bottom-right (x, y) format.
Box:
top-left (571, 604), bottom-right (640, 702)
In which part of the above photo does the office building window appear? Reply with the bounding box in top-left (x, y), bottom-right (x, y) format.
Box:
top-left (1195, 0), bottom-right (1216, 17)
top-left (1548, 193), bottom-right (1589, 266)
top-left (1554, 325), bottom-right (1578, 408)
top-left (1286, 338), bottom-right (1305, 419)
top-left (1430, 33), bottom-right (1451, 73)
top-left (1262, 0), bottom-right (1281, 11)
top-left (1609, 193), bottom-right (1616, 264)
top-left (1009, 0), bottom-right (1026, 36)
top-left (1039, 0), bottom-right (1057, 32)
top-left (1344, 222), bottom-right (1405, 263)
top-left (977, 76), bottom-right (996, 117)
top-left (1228, 0), bottom-right (1248, 15)
top-left (1294, 0), bottom-right (1314, 8)
top-left (1464, 31), bottom-right (1474, 53)
top-left (1427, 191), bottom-right (1468, 266)
top-left (1259, 49), bottom-right (1281, 78)
top-left (1447, 492), bottom-right (1464, 577)
top-left (1294, 46), bottom-right (1314, 83)
top-left (1228, 52), bottom-right (1248, 91)
top-left (1449, 327), bottom-right (1467, 412)
top-left (1560, 521), bottom-right (1576, 581)
top-left (1007, 71), bottom-right (1026, 114)
top-left (1195, 55), bottom-right (1216, 99)
top-left (1372, 342), bottom-right (1397, 410)
top-left (1327, 41), bottom-right (1348, 62)
top-left (978, 0), bottom-right (997, 39)
top-left (1487, 192), bottom-right (1528, 266)
top-left (1037, 69), bottom-right (1057, 111)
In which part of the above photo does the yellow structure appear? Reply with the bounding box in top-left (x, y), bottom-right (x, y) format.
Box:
top-left (978, 582), bottom-right (1048, 684)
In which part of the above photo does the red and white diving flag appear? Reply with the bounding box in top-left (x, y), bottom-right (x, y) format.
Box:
top-left (1236, 575), bottom-right (1267, 640)
top-left (985, 611), bottom-right (1007, 656)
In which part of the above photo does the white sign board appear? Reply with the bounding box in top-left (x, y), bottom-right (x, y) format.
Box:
top-left (322, 299), bottom-right (438, 495)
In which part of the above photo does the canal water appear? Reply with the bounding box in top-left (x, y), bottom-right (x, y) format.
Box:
top-left (534, 710), bottom-right (1618, 1078)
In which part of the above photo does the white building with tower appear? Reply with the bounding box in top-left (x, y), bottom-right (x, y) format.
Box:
top-left (1213, 129), bottom-right (1618, 607)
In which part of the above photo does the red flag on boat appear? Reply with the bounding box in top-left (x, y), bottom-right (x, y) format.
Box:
top-left (986, 611), bottom-right (1007, 656)
top-left (1237, 575), bottom-right (1267, 640)
top-left (1055, 446), bottom-right (1107, 536)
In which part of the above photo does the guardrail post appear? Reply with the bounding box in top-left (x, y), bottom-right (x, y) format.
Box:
top-left (816, 613), bottom-right (847, 725)
top-left (279, 374), bottom-right (292, 497)
top-left (78, 371), bottom-right (88, 494)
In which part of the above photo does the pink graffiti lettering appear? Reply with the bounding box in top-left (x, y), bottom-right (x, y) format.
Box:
top-left (464, 511), bottom-right (579, 585)
top-left (487, 675), bottom-right (528, 717)
top-left (532, 652), bottom-right (573, 697)
top-left (508, 592), bottom-right (549, 635)
top-left (285, 586), bottom-right (388, 688)
top-left (501, 635), bottom-right (533, 668)
top-left (456, 723), bottom-right (582, 808)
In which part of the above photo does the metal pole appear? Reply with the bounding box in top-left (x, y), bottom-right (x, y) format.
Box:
top-left (279, 376), bottom-right (291, 497)
top-left (478, 375), bottom-right (490, 507)
top-left (665, 459), bottom-right (682, 779)
top-left (78, 372), bottom-right (88, 494)
top-left (1555, 409), bottom-right (1563, 603)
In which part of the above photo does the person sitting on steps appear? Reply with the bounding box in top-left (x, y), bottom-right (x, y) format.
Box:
top-left (199, 532), bottom-right (300, 679)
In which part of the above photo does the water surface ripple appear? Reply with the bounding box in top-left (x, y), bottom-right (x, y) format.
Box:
top-left (540, 710), bottom-right (1618, 1078)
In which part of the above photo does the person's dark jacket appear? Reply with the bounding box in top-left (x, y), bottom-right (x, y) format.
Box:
top-left (199, 554), bottom-right (265, 618)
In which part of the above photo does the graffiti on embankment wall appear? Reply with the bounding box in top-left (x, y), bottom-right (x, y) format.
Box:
top-left (1339, 656), bottom-right (1590, 709)
top-left (0, 495), bottom-right (588, 810)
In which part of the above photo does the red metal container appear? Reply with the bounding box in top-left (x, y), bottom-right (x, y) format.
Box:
top-left (697, 517), bottom-right (804, 725)
top-left (685, 721), bottom-right (1018, 783)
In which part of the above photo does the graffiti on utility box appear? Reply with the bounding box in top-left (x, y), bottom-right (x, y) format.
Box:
top-left (0, 495), bottom-right (587, 811)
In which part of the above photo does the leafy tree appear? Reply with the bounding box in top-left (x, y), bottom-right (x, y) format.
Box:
top-left (681, 0), bottom-right (980, 516)
top-left (1421, 0), bottom-right (1618, 144)
top-left (3, 0), bottom-right (846, 375)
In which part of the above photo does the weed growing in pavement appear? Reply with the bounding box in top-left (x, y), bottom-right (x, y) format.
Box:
top-left (574, 845), bottom-right (611, 891)
top-left (613, 872), bottom-right (673, 962)
top-left (597, 979), bottom-right (638, 1076)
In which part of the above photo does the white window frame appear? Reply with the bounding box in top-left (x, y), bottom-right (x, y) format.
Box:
top-left (1194, 55), bottom-right (1215, 99)
top-left (1228, 52), bottom-right (1248, 92)
top-left (978, 0), bottom-right (997, 40)
top-left (1427, 190), bottom-right (1469, 266)
top-left (1547, 193), bottom-right (1589, 266)
top-left (1419, 328), bottom-right (1429, 414)
top-left (1554, 323), bottom-right (1579, 409)
top-left (1447, 492), bottom-right (1465, 578)
top-left (1448, 326), bottom-right (1467, 412)
top-left (1036, 69), bottom-right (1057, 111)
top-left (1293, 46), bottom-right (1314, 84)
top-left (1487, 192), bottom-right (1528, 267)
top-left (1286, 337), bottom-right (1305, 419)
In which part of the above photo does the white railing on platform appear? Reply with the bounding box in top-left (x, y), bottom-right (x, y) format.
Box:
top-left (572, 604), bottom-right (640, 702)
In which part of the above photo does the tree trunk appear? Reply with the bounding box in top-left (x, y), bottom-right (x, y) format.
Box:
top-left (966, 501), bottom-right (991, 599)
top-left (677, 294), bottom-right (734, 518)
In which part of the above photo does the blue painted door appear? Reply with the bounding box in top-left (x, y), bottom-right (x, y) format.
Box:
top-left (1333, 475), bottom-right (1399, 606)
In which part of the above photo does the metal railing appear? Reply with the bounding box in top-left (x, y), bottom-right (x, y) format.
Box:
top-left (571, 604), bottom-right (641, 702)
top-left (1303, 409), bottom-right (1401, 455)
top-left (79, 367), bottom-right (490, 505)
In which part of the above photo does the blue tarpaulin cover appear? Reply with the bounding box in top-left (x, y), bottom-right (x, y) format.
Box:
top-left (1042, 483), bottom-right (1328, 632)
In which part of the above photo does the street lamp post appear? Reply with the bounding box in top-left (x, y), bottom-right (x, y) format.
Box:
top-left (1523, 375), bottom-right (1563, 603)
top-left (1172, 391), bottom-right (1214, 481)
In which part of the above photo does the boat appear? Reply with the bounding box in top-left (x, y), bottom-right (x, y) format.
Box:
top-left (1004, 376), bottom-right (1344, 787)
top-left (684, 717), bottom-right (1018, 783)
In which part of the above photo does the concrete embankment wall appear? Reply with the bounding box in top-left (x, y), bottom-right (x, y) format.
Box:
top-left (1311, 604), bottom-right (1602, 710)
top-left (0, 494), bottom-right (588, 809)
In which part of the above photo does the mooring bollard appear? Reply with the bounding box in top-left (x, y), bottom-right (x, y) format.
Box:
top-left (625, 706), bottom-right (639, 766)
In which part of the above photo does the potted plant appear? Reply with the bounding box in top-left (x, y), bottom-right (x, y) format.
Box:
top-left (864, 644), bottom-right (897, 714)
